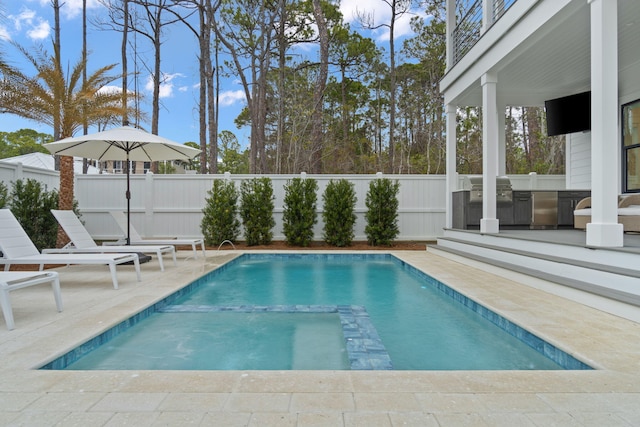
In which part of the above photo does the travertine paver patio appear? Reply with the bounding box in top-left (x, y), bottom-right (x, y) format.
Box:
top-left (0, 250), bottom-right (639, 426)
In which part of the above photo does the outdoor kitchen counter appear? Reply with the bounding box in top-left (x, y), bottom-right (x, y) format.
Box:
top-left (452, 190), bottom-right (590, 230)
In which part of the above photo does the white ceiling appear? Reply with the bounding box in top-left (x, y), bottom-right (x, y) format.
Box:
top-left (447, 0), bottom-right (640, 107)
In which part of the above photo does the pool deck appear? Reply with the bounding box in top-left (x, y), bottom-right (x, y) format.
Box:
top-left (1, 249), bottom-right (639, 426)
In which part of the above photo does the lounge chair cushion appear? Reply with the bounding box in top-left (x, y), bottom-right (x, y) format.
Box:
top-left (573, 195), bottom-right (640, 232)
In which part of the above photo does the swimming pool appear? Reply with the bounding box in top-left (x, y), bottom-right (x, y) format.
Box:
top-left (42, 254), bottom-right (591, 371)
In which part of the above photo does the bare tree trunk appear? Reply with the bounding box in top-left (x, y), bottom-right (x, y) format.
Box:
top-left (52, 0), bottom-right (61, 172)
top-left (197, 1), bottom-right (208, 173)
top-left (132, 0), bottom-right (181, 172)
top-left (341, 65), bottom-right (348, 145)
top-left (151, 5), bottom-right (161, 134)
top-left (388, 1), bottom-right (396, 173)
top-left (210, 30), bottom-right (219, 173)
top-left (207, 32), bottom-right (217, 174)
top-left (276, 0), bottom-right (286, 174)
top-left (211, 0), bottom-right (276, 174)
top-left (122, 0), bottom-right (129, 126)
top-left (82, 0), bottom-right (89, 174)
top-left (257, 71), bottom-right (268, 173)
top-left (51, 0), bottom-right (72, 247)
top-left (310, 0), bottom-right (328, 173)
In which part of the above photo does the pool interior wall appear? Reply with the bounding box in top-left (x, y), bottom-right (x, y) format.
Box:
top-left (40, 253), bottom-right (592, 371)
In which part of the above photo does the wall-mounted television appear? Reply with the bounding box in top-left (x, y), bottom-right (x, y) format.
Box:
top-left (545, 91), bottom-right (591, 136)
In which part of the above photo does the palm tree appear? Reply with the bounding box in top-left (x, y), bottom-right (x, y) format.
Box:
top-left (0, 42), bottom-right (129, 246)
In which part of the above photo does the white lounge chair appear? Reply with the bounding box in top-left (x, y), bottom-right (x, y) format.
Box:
top-left (108, 211), bottom-right (206, 259)
top-left (0, 209), bottom-right (141, 290)
top-left (45, 210), bottom-right (177, 272)
top-left (0, 271), bottom-right (63, 330)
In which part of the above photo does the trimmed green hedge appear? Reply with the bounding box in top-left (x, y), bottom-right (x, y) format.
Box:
top-left (322, 179), bottom-right (357, 247)
top-left (201, 179), bottom-right (240, 246)
top-left (240, 177), bottom-right (275, 246)
top-left (283, 177), bottom-right (318, 247)
top-left (365, 178), bottom-right (400, 246)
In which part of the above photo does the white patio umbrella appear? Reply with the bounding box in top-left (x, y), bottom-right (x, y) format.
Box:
top-left (44, 125), bottom-right (201, 244)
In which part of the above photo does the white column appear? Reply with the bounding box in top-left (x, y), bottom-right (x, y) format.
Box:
top-left (481, 73), bottom-right (499, 233)
top-left (482, 0), bottom-right (494, 33)
top-left (445, 104), bottom-right (457, 228)
top-left (586, 0), bottom-right (623, 247)
top-left (446, 0), bottom-right (455, 69)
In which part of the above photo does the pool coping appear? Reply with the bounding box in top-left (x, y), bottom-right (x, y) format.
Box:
top-left (2, 250), bottom-right (640, 424)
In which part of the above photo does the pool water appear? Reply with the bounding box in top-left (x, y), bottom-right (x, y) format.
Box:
top-left (50, 254), bottom-right (591, 371)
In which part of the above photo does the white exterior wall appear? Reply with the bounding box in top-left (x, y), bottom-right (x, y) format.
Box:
top-left (566, 132), bottom-right (592, 190)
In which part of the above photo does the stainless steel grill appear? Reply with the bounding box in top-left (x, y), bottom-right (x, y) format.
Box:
top-left (466, 176), bottom-right (513, 205)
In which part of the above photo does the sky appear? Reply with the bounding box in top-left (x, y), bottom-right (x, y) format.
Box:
top-left (0, 0), bottom-right (424, 149)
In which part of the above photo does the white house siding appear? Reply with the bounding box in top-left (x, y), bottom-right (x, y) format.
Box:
top-left (566, 132), bottom-right (591, 190)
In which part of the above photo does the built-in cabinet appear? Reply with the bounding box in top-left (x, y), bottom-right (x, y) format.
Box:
top-left (557, 191), bottom-right (590, 226)
top-left (452, 190), bottom-right (590, 230)
top-left (513, 191), bottom-right (532, 226)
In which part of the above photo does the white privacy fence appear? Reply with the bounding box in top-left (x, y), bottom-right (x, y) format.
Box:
top-left (75, 173), bottom-right (449, 242)
top-left (73, 172), bottom-right (566, 242)
top-left (0, 160), bottom-right (59, 190)
top-left (0, 164), bottom-right (567, 242)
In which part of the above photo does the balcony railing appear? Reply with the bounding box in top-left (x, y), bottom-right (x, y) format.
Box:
top-left (452, 0), bottom-right (518, 65)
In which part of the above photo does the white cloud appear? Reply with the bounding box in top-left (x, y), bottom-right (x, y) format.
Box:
top-left (219, 90), bottom-right (245, 107)
top-left (0, 26), bottom-right (11, 41)
top-left (12, 9), bottom-right (37, 31)
top-left (98, 85), bottom-right (122, 95)
top-left (55, 0), bottom-right (103, 20)
top-left (8, 8), bottom-right (50, 41)
top-left (145, 72), bottom-right (185, 99)
top-left (339, 0), bottom-right (368, 25)
top-left (27, 19), bottom-right (51, 40)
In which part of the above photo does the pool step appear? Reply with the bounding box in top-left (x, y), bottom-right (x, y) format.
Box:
top-left (430, 234), bottom-right (640, 308)
top-left (159, 304), bottom-right (393, 370)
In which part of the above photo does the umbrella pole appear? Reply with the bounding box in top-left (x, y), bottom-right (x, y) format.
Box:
top-left (126, 153), bottom-right (131, 245)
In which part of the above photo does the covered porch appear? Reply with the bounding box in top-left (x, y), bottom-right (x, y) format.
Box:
top-left (437, 0), bottom-right (640, 304)
top-left (440, 0), bottom-right (640, 248)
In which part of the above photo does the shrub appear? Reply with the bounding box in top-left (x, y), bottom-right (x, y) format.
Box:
top-left (283, 177), bottom-right (318, 247)
top-left (240, 177), bottom-right (275, 246)
top-left (201, 179), bottom-right (240, 246)
top-left (0, 181), bottom-right (7, 208)
top-left (8, 179), bottom-right (60, 250)
top-left (365, 177), bottom-right (400, 246)
top-left (322, 179), bottom-right (357, 247)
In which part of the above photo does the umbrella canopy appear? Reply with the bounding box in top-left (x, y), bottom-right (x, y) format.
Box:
top-left (43, 126), bottom-right (200, 162)
top-left (44, 126), bottom-right (201, 244)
